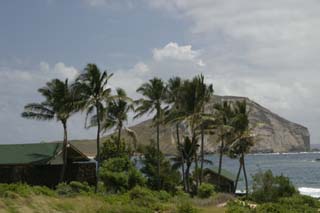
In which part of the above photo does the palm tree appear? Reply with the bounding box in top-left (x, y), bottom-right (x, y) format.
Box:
top-left (213, 101), bottom-right (235, 186)
top-left (135, 78), bottom-right (167, 190)
top-left (177, 75), bottom-right (213, 189)
top-left (172, 136), bottom-right (199, 193)
top-left (228, 100), bottom-right (254, 197)
top-left (101, 88), bottom-right (134, 153)
top-left (164, 77), bottom-right (187, 189)
top-left (73, 64), bottom-right (113, 190)
top-left (22, 78), bottom-right (76, 182)
top-left (196, 75), bottom-right (213, 184)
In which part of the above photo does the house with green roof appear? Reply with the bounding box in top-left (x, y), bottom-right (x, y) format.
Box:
top-left (203, 167), bottom-right (236, 193)
top-left (0, 142), bottom-right (96, 187)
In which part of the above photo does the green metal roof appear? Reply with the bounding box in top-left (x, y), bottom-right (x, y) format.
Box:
top-left (204, 167), bottom-right (237, 181)
top-left (0, 143), bottom-right (90, 165)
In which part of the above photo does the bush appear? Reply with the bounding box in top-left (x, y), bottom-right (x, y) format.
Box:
top-left (101, 135), bottom-right (129, 161)
top-left (197, 183), bottom-right (215, 198)
top-left (56, 182), bottom-right (74, 196)
top-left (140, 142), bottom-right (180, 193)
top-left (256, 201), bottom-right (319, 213)
top-left (99, 156), bottom-right (146, 193)
top-left (128, 186), bottom-right (159, 208)
top-left (156, 190), bottom-right (172, 202)
top-left (0, 183), bottom-right (56, 198)
top-left (250, 170), bottom-right (297, 203)
top-left (177, 201), bottom-right (198, 213)
top-left (226, 200), bottom-right (253, 213)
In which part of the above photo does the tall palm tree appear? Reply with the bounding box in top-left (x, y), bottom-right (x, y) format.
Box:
top-left (73, 64), bottom-right (113, 190)
top-left (101, 88), bottom-right (134, 153)
top-left (196, 75), bottom-right (213, 184)
top-left (22, 79), bottom-right (76, 182)
top-left (177, 75), bottom-right (213, 189)
top-left (228, 100), bottom-right (254, 197)
top-left (164, 77), bottom-right (188, 190)
top-left (135, 77), bottom-right (167, 190)
top-left (213, 101), bottom-right (235, 186)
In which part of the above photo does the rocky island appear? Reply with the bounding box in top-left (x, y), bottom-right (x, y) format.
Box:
top-left (70, 95), bottom-right (310, 155)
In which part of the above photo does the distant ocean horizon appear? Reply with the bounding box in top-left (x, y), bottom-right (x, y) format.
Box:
top-left (206, 152), bottom-right (320, 198)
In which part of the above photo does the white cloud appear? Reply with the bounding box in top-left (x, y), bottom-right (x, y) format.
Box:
top-left (40, 62), bottom-right (79, 80)
top-left (153, 42), bottom-right (205, 67)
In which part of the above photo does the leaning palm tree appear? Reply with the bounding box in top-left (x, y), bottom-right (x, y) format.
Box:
top-left (101, 88), bottom-right (134, 153)
top-left (73, 64), bottom-right (113, 190)
top-left (228, 100), bottom-right (254, 197)
top-left (135, 78), bottom-right (167, 190)
top-left (22, 79), bottom-right (76, 182)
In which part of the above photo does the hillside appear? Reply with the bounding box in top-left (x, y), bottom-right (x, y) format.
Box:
top-left (69, 95), bottom-right (310, 155)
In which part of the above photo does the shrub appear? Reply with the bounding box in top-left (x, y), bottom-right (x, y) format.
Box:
top-left (197, 183), bottom-right (215, 198)
top-left (256, 201), bottom-right (319, 213)
top-left (177, 201), bottom-right (198, 213)
top-left (128, 186), bottom-right (158, 208)
top-left (69, 181), bottom-right (92, 194)
top-left (212, 193), bottom-right (235, 205)
top-left (0, 183), bottom-right (31, 197)
top-left (226, 200), bottom-right (253, 213)
top-left (250, 170), bottom-right (297, 203)
top-left (156, 190), bottom-right (172, 202)
top-left (32, 185), bottom-right (56, 196)
top-left (99, 156), bottom-right (145, 193)
top-left (140, 142), bottom-right (180, 193)
top-left (56, 182), bottom-right (74, 196)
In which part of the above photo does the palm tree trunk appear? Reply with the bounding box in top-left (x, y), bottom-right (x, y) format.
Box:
top-left (242, 152), bottom-right (249, 197)
top-left (95, 105), bottom-right (101, 193)
top-left (185, 162), bottom-right (191, 193)
top-left (194, 151), bottom-right (199, 193)
top-left (176, 123), bottom-right (186, 191)
top-left (218, 135), bottom-right (224, 188)
top-left (200, 126), bottom-right (204, 184)
top-left (156, 114), bottom-right (161, 190)
top-left (117, 123), bottom-right (122, 154)
top-left (234, 160), bottom-right (242, 194)
top-left (60, 120), bottom-right (68, 182)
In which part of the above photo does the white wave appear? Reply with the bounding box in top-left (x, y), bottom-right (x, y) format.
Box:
top-left (298, 187), bottom-right (320, 198)
top-left (250, 151), bottom-right (320, 156)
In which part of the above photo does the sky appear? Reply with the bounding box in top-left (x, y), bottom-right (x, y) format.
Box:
top-left (0, 0), bottom-right (319, 144)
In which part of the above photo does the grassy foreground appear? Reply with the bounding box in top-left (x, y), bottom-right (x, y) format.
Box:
top-left (0, 195), bottom-right (226, 213)
top-left (0, 183), bottom-right (227, 213)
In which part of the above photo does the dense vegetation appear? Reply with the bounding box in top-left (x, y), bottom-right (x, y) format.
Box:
top-left (19, 63), bottom-right (318, 212)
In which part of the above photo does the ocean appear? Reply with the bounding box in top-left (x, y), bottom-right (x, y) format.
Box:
top-left (206, 152), bottom-right (320, 197)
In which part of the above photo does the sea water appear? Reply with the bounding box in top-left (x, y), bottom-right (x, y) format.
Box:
top-left (205, 152), bottom-right (320, 198)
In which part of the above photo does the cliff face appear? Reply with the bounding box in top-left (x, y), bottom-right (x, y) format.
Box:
top-left (120, 96), bottom-right (310, 154)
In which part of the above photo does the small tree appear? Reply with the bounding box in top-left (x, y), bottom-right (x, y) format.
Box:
top-left (99, 156), bottom-right (145, 193)
top-left (140, 141), bottom-right (180, 193)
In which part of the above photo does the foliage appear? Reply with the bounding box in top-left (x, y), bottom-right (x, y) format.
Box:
top-left (226, 200), bottom-right (253, 213)
top-left (197, 183), bottom-right (215, 198)
top-left (99, 156), bottom-right (145, 193)
top-left (56, 181), bottom-right (92, 197)
top-left (100, 135), bottom-right (130, 161)
top-left (128, 186), bottom-right (160, 209)
top-left (140, 142), bottom-right (180, 193)
top-left (250, 170), bottom-right (297, 203)
top-left (0, 183), bottom-right (56, 198)
top-left (177, 201), bottom-right (198, 213)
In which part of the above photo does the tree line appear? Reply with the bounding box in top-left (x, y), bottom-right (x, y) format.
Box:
top-left (21, 63), bottom-right (255, 196)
